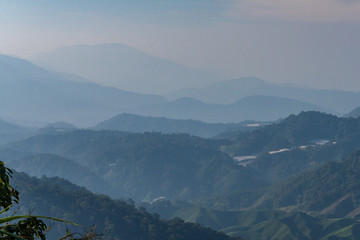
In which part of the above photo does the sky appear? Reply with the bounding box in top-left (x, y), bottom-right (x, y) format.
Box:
top-left (0, 0), bottom-right (359, 91)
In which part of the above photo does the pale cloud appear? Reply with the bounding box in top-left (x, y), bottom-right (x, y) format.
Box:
top-left (224, 0), bottom-right (360, 23)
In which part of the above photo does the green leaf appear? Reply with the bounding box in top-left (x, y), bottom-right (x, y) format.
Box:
top-left (0, 229), bottom-right (26, 240)
top-left (0, 215), bottom-right (79, 226)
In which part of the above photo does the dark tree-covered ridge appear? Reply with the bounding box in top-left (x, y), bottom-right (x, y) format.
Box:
top-left (12, 171), bottom-right (241, 240)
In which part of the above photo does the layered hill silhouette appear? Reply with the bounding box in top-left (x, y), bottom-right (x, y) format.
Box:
top-left (167, 77), bottom-right (360, 114)
top-left (127, 96), bottom-right (330, 123)
top-left (91, 113), bottom-right (263, 138)
top-left (345, 106), bottom-right (360, 118)
top-left (0, 54), bottom-right (166, 126)
top-left (30, 43), bottom-right (218, 94)
top-left (0, 118), bottom-right (36, 145)
top-left (2, 53), bottom-right (341, 126)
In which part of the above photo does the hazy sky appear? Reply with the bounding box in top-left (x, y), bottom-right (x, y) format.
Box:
top-left (1, 0), bottom-right (359, 91)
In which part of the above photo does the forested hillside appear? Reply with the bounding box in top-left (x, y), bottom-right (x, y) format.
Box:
top-left (142, 152), bottom-right (360, 239)
top-left (6, 131), bottom-right (266, 201)
top-left (6, 153), bottom-right (116, 197)
top-left (224, 111), bottom-right (341, 155)
top-left (6, 111), bottom-right (360, 202)
top-left (197, 151), bottom-right (360, 216)
top-left (223, 111), bottom-right (360, 181)
top-left (144, 201), bottom-right (360, 240)
top-left (11, 171), bottom-right (240, 240)
top-left (252, 151), bottom-right (360, 216)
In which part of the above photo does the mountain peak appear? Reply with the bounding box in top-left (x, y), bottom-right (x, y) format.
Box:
top-left (30, 43), bottom-right (218, 94)
top-left (0, 54), bottom-right (166, 127)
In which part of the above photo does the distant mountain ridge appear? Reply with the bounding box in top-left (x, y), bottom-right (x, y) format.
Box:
top-left (0, 53), bottom-right (333, 125)
top-left (166, 77), bottom-right (360, 114)
top-left (91, 113), bottom-right (263, 138)
top-left (30, 43), bottom-right (218, 94)
top-left (127, 95), bottom-right (332, 123)
top-left (0, 118), bottom-right (37, 145)
top-left (0, 54), bottom-right (166, 127)
top-left (345, 106), bottom-right (360, 118)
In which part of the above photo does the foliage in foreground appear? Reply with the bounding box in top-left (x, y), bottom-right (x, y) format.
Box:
top-left (0, 161), bottom-right (89, 240)
top-left (0, 161), bottom-right (47, 239)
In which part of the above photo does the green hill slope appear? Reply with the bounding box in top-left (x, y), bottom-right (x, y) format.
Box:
top-left (144, 200), bottom-right (360, 240)
top-left (7, 131), bottom-right (266, 201)
top-left (223, 111), bottom-right (360, 182)
top-left (11, 171), bottom-right (240, 240)
top-left (224, 111), bottom-right (341, 156)
top-left (195, 150), bottom-right (360, 219)
top-left (249, 151), bottom-right (360, 216)
top-left (6, 153), bottom-right (117, 197)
